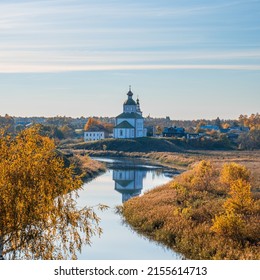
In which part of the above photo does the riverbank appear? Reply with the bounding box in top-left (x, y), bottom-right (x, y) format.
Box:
top-left (62, 152), bottom-right (106, 181)
top-left (62, 149), bottom-right (260, 189)
top-left (61, 149), bottom-right (195, 171)
top-left (120, 158), bottom-right (260, 260)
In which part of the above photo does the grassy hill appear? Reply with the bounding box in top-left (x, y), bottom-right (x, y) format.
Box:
top-left (63, 137), bottom-right (234, 153)
top-left (65, 137), bottom-right (182, 152)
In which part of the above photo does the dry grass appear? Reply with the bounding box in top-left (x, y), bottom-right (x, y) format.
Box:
top-left (186, 150), bottom-right (260, 193)
top-left (69, 153), bottom-right (106, 180)
top-left (121, 159), bottom-right (260, 260)
top-left (147, 150), bottom-right (260, 193)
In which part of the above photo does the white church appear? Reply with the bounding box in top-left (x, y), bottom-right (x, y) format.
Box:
top-left (113, 87), bottom-right (147, 139)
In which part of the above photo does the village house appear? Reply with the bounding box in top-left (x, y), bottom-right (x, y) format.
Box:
top-left (162, 126), bottom-right (186, 138)
top-left (200, 125), bottom-right (220, 131)
top-left (83, 118), bottom-right (110, 142)
top-left (84, 130), bottom-right (108, 141)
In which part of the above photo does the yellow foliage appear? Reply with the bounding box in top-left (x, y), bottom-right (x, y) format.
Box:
top-left (212, 165), bottom-right (254, 241)
top-left (224, 179), bottom-right (253, 213)
top-left (0, 127), bottom-right (104, 259)
top-left (220, 162), bottom-right (250, 186)
top-left (84, 117), bottom-right (113, 133)
top-left (191, 160), bottom-right (214, 188)
top-left (179, 160), bottom-right (215, 191)
top-left (211, 211), bottom-right (245, 239)
top-left (84, 117), bottom-right (101, 131)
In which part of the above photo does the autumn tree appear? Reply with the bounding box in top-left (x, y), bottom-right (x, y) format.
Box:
top-left (195, 120), bottom-right (206, 133)
top-left (211, 163), bottom-right (255, 241)
top-left (214, 117), bottom-right (222, 128)
top-left (176, 160), bottom-right (215, 192)
top-left (0, 114), bottom-right (15, 134)
top-left (220, 162), bottom-right (250, 186)
top-left (36, 124), bottom-right (65, 140)
top-left (239, 113), bottom-right (260, 129)
top-left (224, 179), bottom-right (253, 214)
top-left (238, 129), bottom-right (260, 150)
top-left (84, 117), bottom-right (113, 134)
top-left (0, 126), bottom-right (105, 259)
top-left (155, 125), bottom-right (163, 135)
top-left (84, 117), bottom-right (101, 131)
top-left (60, 124), bottom-right (75, 138)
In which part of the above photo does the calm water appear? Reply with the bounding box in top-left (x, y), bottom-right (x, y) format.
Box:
top-left (75, 157), bottom-right (182, 260)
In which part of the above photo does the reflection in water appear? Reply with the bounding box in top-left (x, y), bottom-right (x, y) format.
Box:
top-left (113, 169), bottom-right (146, 202)
top-left (109, 158), bottom-right (176, 203)
top-left (76, 158), bottom-right (182, 260)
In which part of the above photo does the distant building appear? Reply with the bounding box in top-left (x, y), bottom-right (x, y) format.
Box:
top-left (226, 126), bottom-right (250, 140)
top-left (186, 133), bottom-right (201, 139)
top-left (200, 125), bottom-right (220, 131)
top-left (163, 126), bottom-right (186, 138)
top-left (113, 87), bottom-right (147, 138)
top-left (228, 126), bottom-right (250, 133)
top-left (84, 131), bottom-right (106, 141)
top-left (145, 126), bottom-right (156, 137)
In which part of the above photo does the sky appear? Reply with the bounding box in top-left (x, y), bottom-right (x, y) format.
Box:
top-left (0, 0), bottom-right (260, 120)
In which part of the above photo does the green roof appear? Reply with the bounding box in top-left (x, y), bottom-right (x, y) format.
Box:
top-left (114, 120), bottom-right (134, 129)
top-left (116, 112), bottom-right (143, 119)
top-left (124, 98), bottom-right (136, 105)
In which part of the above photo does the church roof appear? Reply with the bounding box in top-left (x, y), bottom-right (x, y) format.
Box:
top-left (116, 112), bottom-right (143, 119)
top-left (114, 120), bottom-right (135, 129)
top-left (115, 187), bottom-right (141, 195)
top-left (124, 98), bottom-right (137, 105)
top-left (124, 89), bottom-right (137, 105)
top-left (114, 180), bottom-right (133, 187)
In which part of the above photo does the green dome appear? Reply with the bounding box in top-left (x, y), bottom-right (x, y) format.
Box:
top-left (124, 98), bottom-right (136, 105)
top-left (124, 90), bottom-right (136, 105)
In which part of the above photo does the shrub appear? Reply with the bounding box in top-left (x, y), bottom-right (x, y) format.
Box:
top-left (220, 163), bottom-right (250, 186)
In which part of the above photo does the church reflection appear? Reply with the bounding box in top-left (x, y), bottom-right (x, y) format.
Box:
top-left (113, 168), bottom-right (147, 202)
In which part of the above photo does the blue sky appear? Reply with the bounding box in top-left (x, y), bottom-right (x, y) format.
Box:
top-left (0, 0), bottom-right (259, 119)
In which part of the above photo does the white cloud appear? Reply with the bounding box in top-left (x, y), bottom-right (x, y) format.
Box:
top-left (0, 0), bottom-right (259, 73)
top-left (1, 63), bottom-right (259, 73)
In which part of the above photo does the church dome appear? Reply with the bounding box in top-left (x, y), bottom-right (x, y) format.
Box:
top-left (124, 98), bottom-right (136, 105)
top-left (124, 89), bottom-right (136, 105)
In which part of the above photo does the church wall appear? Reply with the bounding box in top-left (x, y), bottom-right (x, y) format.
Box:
top-left (134, 170), bottom-right (145, 189)
top-left (113, 170), bottom-right (135, 180)
top-left (113, 170), bottom-right (143, 190)
top-left (136, 119), bottom-right (145, 137)
top-left (136, 130), bottom-right (143, 137)
top-left (113, 128), bottom-right (134, 138)
top-left (124, 105), bottom-right (136, 113)
top-left (136, 119), bottom-right (143, 129)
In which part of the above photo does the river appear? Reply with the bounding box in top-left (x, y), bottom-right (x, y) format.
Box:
top-left (75, 157), bottom-right (182, 260)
